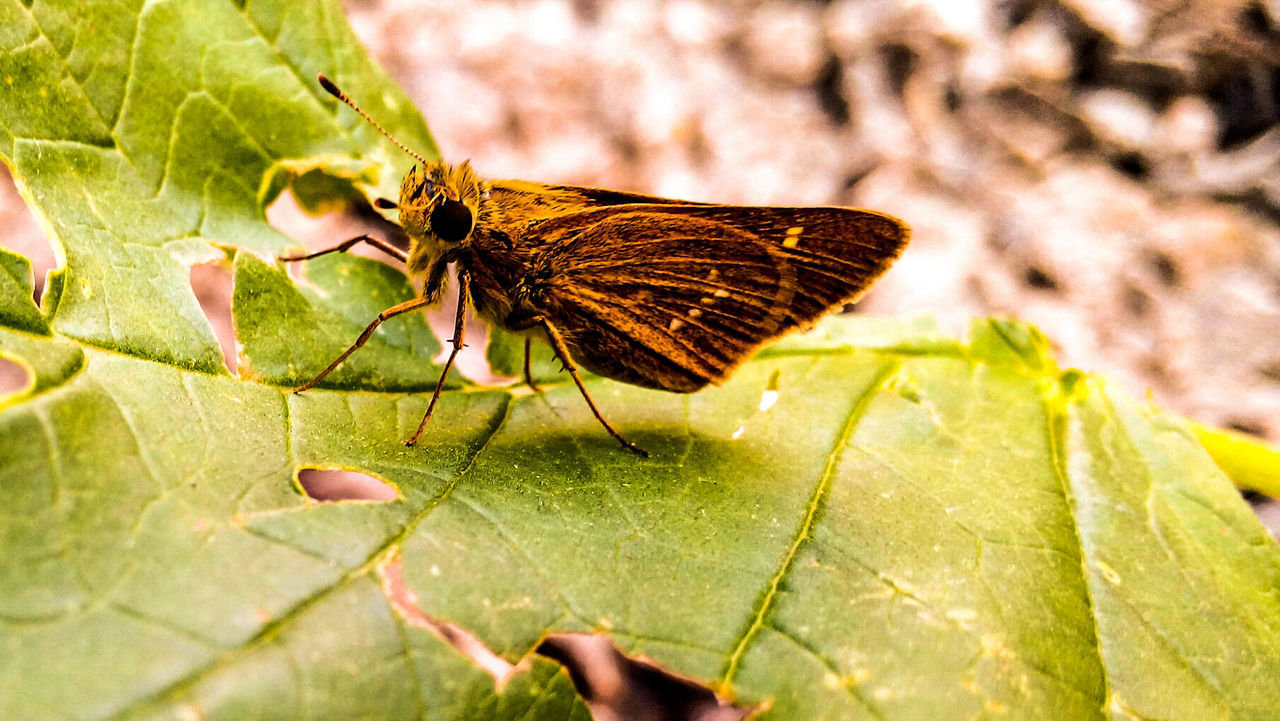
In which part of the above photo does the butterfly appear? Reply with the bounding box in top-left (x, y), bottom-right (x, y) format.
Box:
top-left (282, 74), bottom-right (910, 457)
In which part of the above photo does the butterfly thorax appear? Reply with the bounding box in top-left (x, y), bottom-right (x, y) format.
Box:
top-left (457, 183), bottom-right (578, 329)
top-left (400, 169), bottom-right (638, 324)
top-left (456, 181), bottom-right (638, 330)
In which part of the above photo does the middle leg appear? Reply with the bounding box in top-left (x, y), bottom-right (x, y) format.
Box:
top-left (405, 269), bottom-right (471, 447)
top-left (294, 294), bottom-right (432, 393)
top-left (532, 317), bottom-right (648, 458)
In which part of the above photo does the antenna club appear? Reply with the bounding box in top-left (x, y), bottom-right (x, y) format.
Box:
top-left (315, 72), bottom-right (430, 167)
top-left (317, 73), bottom-right (341, 99)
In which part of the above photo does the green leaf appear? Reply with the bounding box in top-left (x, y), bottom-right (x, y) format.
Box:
top-left (1188, 421), bottom-right (1280, 498)
top-left (0, 0), bottom-right (436, 373)
top-left (485, 323), bottom-right (563, 385)
top-left (232, 250), bottom-right (447, 391)
top-left (0, 245), bottom-right (49, 335)
top-left (0, 246), bottom-right (83, 403)
top-left (3, 3), bottom-right (1279, 721)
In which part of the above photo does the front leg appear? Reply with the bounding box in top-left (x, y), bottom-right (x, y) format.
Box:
top-left (418, 249), bottom-right (459, 304)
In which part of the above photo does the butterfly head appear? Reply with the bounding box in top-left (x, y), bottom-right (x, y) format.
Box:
top-left (313, 74), bottom-right (480, 248)
top-left (398, 161), bottom-right (483, 247)
top-left (314, 73), bottom-right (485, 280)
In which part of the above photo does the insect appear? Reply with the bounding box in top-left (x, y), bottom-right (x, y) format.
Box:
top-left (283, 73), bottom-right (910, 457)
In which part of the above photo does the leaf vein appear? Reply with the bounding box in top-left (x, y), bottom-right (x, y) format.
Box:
top-left (762, 622), bottom-right (887, 721)
top-left (1044, 385), bottom-right (1112, 717)
top-left (718, 360), bottom-right (899, 689)
top-left (103, 391), bottom-right (513, 718)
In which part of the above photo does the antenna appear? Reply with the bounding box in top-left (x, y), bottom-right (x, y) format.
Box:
top-left (317, 73), bottom-right (429, 167)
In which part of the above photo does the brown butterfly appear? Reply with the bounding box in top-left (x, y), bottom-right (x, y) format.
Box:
top-left (282, 74), bottom-right (910, 457)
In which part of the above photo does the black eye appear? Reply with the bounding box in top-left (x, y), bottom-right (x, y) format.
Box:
top-left (430, 200), bottom-right (473, 242)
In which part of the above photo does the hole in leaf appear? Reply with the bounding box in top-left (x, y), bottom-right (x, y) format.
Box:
top-left (377, 558), bottom-right (521, 686)
top-left (189, 262), bottom-right (236, 374)
top-left (0, 164), bottom-right (59, 307)
top-left (377, 559), bottom-right (748, 720)
top-left (539, 634), bottom-right (749, 721)
top-left (297, 468), bottom-right (398, 502)
top-left (0, 357), bottom-right (31, 397)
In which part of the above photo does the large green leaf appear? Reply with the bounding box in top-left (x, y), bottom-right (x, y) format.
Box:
top-left (2, 2), bottom-right (1279, 721)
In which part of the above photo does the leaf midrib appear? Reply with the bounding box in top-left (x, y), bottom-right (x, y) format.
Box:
top-left (717, 360), bottom-right (901, 694)
top-left (1043, 383), bottom-right (1111, 720)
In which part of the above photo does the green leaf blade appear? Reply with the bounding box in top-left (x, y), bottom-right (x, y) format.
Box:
top-left (1, 2), bottom-right (1278, 719)
top-left (1062, 377), bottom-right (1280, 720)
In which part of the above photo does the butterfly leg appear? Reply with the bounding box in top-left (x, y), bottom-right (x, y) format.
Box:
top-left (535, 318), bottom-right (648, 458)
top-left (522, 337), bottom-right (542, 393)
top-left (293, 294), bottom-right (432, 393)
top-left (405, 269), bottom-right (471, 447)
top-left (278, 234), bottom-right (408, 263)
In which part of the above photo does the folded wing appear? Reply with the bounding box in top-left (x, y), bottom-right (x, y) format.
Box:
top-left (522, 205), bottom-right (908, 392)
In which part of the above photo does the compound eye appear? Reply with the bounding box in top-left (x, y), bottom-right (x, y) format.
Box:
top-left (430, 199), bottom-right (473, 242)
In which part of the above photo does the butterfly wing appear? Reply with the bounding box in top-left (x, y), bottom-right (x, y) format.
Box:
top-left (513, 204), bottom-right (909, 392)
top-left (487, 180), bottom-right (713, 216)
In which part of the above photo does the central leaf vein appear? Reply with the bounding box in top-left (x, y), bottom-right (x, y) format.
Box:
top-left (718, 360), bottom-right (900, 689)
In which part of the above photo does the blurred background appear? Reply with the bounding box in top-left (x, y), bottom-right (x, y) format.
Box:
top-left (1, 2), bottom-right (1277, 718)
